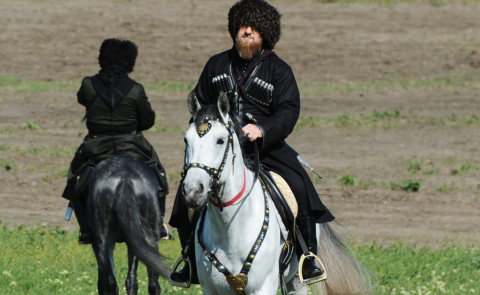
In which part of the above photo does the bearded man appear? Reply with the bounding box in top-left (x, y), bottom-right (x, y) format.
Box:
top-left (169, 0), bottom-right (334, 285)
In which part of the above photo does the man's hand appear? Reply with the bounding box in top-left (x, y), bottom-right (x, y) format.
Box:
top-left (242, 124), bottom-right (263, 142)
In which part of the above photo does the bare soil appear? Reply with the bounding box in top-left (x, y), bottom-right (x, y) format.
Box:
top-left (1, 0), bottom-right (479, 244)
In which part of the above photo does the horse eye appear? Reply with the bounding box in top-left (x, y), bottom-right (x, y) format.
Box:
top-left (217, 139), bottom-right (225, 145)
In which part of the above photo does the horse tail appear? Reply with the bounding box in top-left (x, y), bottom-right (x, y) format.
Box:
top-left (315, 222), bottom-right (373, 295)
top-left (116, 180), bottom-right (170, 279)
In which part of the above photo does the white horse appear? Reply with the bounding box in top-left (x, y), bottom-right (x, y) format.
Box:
top-left (182, 91), bottom-right (371, 295)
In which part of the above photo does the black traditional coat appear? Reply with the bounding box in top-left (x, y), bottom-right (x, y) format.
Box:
top-left (62, 66), bottom-right (167, 200)
top-left (170, 48), bottom-right (334, 225)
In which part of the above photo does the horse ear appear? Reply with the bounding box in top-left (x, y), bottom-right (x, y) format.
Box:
top-left (217, 91), bottom-right (230, 117)
top-left (187, 91), bottom-right (201, 116)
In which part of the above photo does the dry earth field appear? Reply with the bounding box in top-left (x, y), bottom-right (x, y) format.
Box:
top-left (1, 0), bottom-right (480, 244)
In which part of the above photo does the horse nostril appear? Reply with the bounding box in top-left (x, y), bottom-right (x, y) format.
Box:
top-left (198, 183), bottom-right (204, 194)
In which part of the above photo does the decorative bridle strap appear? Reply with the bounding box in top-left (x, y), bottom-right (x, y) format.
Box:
top-left (197, 185), bottom-right (270, 293)
top-left (209, 169), bottom-right (246, 208)
top-left (181, 116), bottom-right (236, 212)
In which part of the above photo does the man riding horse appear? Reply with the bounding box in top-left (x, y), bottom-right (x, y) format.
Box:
top-left (62, 38), bottom-right (169, 244)
top-left (170, 0), bottom-right (335, 285)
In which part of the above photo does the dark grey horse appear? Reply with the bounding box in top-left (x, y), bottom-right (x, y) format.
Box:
top-left (88, 157), bottom-right (170, 295)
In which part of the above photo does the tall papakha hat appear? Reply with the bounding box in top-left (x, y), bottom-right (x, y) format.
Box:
top-left (228, 0), bottom-right (282, 50)
top-left (98, 38), bottom-right (138, 73)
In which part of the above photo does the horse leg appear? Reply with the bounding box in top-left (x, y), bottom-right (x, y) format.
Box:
top-left (284, 273), bottom-right (308, 295)
top-left (146, 267), bottom-right (161, 295)
top-left (125, 248), bottom-right (140, 295)
top-left (93, 238), bottom-right (118, 295)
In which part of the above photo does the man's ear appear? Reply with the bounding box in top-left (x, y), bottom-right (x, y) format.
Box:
top-left (187, 91), bottom-right (201, 116)
top-left (217, 91), bottom-right (230, 118)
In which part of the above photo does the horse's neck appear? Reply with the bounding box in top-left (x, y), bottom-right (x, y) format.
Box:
top-left (206, 160), bottom-right (263, 247)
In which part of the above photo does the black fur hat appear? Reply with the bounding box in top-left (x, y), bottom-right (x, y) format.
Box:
top-left (228, 0), bottom-right (282, 50)
top-left (98, 38), bottom-right (138, 73)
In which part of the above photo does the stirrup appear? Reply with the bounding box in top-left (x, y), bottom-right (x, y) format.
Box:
top-left (298, 252), bottom-right (327, 285)
top-left (160, 223), bottom-right (172, 240)
top-left (168, 257), bottom-right (192, 288)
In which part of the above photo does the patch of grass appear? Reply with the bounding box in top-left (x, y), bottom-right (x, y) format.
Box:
top-left (299, 76), bottom-right (480, 96)
top-left (147, 124), bottom-right (169, 133)
top-left (296, 110), bottom-right (480, 132)
top-left (423, 169), bottom-right (438, 175)
top-left (402, 179), bottom-right (421, 193)
top-left (338, 173), bottom-right (356, 186)
top-left (1, 225), bottom-right (479, 294)
top-left (0, 161), bottom-right (12, 172)
top-left (452, 164), bottom-right (472, 175)
top-left (0, 143), bottom-right (8, 151)
top-left (437, 185), bottom-right (451, 192)
top-left (353, 240), bottom-right (480, 295)
top-left (407, 160), bottom-right (422, 174)
top-left (429, 117), bottom-right (445, 126)
top-left (0, 77), bottom-right (70, 93)
top-left (390, 182), bottom-right (401, 190)
top-left (1, 128), bottom-right (14, 134)
top-left (443, 156), bottom-right (457, 164)
top-left (23, 122), bottom-right (40, 130)
top-left (359, 179), bottom-right (378, 189)
top-left (144, 81), bottom-right (196, 92)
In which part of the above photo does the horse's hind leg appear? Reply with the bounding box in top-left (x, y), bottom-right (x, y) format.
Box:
top-left (146, 267), bottom-right (161, 295)
top-left (125, 248), bottom-right (140, 295)
top-left (93, 239), bottom-right (118, 295)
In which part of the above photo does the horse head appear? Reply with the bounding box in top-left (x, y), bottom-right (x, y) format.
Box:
top-left (182, 91), bottom-right (242, 210)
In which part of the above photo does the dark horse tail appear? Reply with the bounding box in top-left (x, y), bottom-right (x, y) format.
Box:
top-left (115, 179), bottom-right (170, 278)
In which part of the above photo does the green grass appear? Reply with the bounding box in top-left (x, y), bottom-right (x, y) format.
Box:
top-left (2, 76), bottom-right (480, 95)
top-left (299, 76), bottom-right (480, 95)
top-left (338, 173), bottom-right (356, 186)
top-left (0, 77), bottom-right (69, 93)
top-left (1, 223), bottom-right (479, 294)
top-left (144, 81), bottom-right (196, 92)
top-left (311, 0), bottom-right (480, 7)
top-left (296, 110), bottom-right (480, 131)
top-left (0, 145), bottom-right (76, 158)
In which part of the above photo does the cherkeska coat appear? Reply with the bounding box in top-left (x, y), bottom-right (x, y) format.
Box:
top-left (63, 66), bottom-right (167, 200)
top-left (170, 48), bottom-right (334, 226)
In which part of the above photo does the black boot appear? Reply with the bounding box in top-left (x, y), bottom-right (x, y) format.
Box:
top-left (170, 213), bottom-right (199, 286)
top-left (71, 197), bottom-right (93, 245)
top-left (296, 216), bottom-right (325, 282)
top-left (158, 194), bottom-right (170, 240)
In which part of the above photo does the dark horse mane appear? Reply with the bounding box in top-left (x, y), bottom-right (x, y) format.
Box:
top-left (193, 105), bottom-right (255, 170)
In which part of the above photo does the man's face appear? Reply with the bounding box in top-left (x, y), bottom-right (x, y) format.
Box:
top-left (235, 26), bottom-right (262, 60)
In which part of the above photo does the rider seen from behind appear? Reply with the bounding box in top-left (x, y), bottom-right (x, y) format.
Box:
top-left (169, 0), bottom-right (335, 285)
top-left (62, 38), bottom-right (169, 245)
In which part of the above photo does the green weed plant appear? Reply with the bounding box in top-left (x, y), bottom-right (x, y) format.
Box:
top-left (338, 173), bottom-right (356, 186)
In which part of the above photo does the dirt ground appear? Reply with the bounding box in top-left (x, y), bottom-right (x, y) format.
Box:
top-left (1, 0), bottom-right (479, 244)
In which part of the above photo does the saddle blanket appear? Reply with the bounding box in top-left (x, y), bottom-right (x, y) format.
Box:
top-left (267, 172), bottom-right (297, 241)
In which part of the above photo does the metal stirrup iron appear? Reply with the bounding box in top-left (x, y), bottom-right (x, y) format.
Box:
top-left (169, 233), bottom-right (194, 288)
top-left (295, 225), bottom-right (328, 285)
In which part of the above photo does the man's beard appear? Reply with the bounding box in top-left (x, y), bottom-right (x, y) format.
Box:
top-left (235, 35), bottom-right (262, 60)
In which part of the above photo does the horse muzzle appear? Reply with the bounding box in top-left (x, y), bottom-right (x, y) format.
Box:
top-left (183, 178), bottom-right (209, 210)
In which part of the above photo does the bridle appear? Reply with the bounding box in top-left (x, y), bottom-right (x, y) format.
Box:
top-left (181, 115), bottom-right (237, 211)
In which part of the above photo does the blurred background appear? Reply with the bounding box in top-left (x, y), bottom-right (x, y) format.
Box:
top-left (0, 0), bottom-right (479, 293)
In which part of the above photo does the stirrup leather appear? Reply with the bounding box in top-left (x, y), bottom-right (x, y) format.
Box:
top-left (168, 257), bottom-right (192, 288)
top-left (298, 252), bottom-right (327, 285)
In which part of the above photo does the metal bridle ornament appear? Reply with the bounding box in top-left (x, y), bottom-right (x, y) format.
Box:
top-left (181, 116), bottom-right (237, 212)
